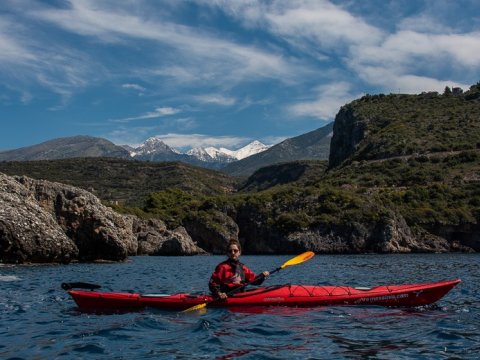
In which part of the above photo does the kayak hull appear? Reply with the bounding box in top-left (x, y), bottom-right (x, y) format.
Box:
top-left (67, 279), bottom-right (460, 311)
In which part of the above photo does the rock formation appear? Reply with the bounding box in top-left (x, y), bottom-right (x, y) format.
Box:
top-left (133, 217), bottom-right (206, 256)
top-left (0, 173), bottom-right (78, 263)
top-left (0, 173), bottom-right (206, 263)
top-left (234, 203), bottom-right (466, 254)
top-left (328, 105), bottom-right (367, 168)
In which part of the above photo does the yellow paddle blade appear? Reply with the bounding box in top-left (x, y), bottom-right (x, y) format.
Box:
top-left (182, 302), bottom-right (208, 313)
top-left (280, 251), bottom-right (315, 269)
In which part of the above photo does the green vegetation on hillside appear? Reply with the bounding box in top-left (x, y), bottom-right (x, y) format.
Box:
top-left (349, 83), bottom-right (480, 161)
top-left (321, 150), bottom-right (480, 226)
top-left (0, 158), bottom-right (238, 207)
top-left (238, 160), bottom-right (328, 192)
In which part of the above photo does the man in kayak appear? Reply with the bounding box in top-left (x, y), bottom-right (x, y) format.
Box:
top-left (209, 239), bottom-right (270, 300)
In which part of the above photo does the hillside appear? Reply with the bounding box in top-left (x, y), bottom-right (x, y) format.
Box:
top-left (129, 83), bottom-right (480, 254)
top-left (330, 84), bottom-right (480, 167)
top-left (238, 160), bottom-right (328, 192)
top-left (222, 122), bottom-right (333, 176)
top-left (0, 158), bottom-right (238, 207)
top-left (0, 135), bottom-right (130, 161)
top-left (320, 150), bottom-right (480, 226)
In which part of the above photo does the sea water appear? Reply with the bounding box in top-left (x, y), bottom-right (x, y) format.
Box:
top-left (1, 254), bottom-right (479, 359)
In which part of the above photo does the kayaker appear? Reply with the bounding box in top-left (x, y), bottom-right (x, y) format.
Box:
top-left (209, 239), bottom-right (269, 300)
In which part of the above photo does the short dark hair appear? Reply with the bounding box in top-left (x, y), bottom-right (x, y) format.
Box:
top-left (226, 239), bottom-right (241, 252)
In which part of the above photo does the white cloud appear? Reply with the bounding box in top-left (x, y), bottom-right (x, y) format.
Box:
top-left (264, 0), bottom-right (383, 48)
top-left (365, 30), bottom-right (480, 68)
top-left (194, 94), bottom-right (236, 106)
top-left (168, 117), bottom-right (198, 131)
top-left (348, 28), bottom-right (479, 94)
top-left (205, 0), bottom-right (383, 52)
top-left (32, 0), bottom-right (298, 85)
top-left (290, 82), bottom-right (358, 119)
top-left (398, 14), bottom-right (452, 34)
top-left (356, 67), bottom-right (469, 94)
top-left (0, 20), bottom-right (36, 63)
top-left (0, 14), bottom-right (102, 104)
top-left (2, 0), bottom-right (479, 144)
top-left (152, 66), bottom-right (201, 83)
top-left (214, 0), bottom-right (480, 96)
top-left (122, 83), bottom-right (146, 93)
top-left (111, 107), bottom-right (181, 123)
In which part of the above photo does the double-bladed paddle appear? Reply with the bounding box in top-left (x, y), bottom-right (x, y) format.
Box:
top-left (182, 251), bottom-right (315, 313)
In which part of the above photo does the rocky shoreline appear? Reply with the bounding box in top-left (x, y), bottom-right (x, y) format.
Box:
top-left (0, 173), bottom-right (206, 263)
top-left (0, 172), bottom-right (475, 264)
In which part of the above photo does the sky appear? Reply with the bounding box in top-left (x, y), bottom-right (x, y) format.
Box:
top-left (1, 0), bottom-right (479, 152)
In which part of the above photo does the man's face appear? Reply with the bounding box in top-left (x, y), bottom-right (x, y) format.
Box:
top-left (227, 245), bottom-right (241, 261)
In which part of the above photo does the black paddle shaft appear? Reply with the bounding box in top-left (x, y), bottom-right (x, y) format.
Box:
top-left (226, 266), bottom-right (281, 296)
top-left (61, 282), bottom-right (101, 291)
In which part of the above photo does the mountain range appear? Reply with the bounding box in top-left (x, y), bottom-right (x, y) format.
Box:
top-left (129, 137), bottom-right (271, 166)
top-left (0, 123), bottom-right (333, 176)
top-left (222, 123), bottom-right (333, 176)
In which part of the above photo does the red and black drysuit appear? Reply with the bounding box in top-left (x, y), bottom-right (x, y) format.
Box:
top-left (209, 258), bottom-right (266, 297)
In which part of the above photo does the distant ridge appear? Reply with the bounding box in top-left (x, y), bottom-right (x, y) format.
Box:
top-left (0, 127), bottom-right (329, 174)
top-left (0, 135), bottom-right (130, 161)
top-left (222, 122), bottom-right (333, 176)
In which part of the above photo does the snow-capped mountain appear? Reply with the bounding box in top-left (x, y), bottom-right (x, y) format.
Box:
top-left (131, 139), bottom-right (269, 161)
top-left (228, 140), bottom-right (271, 160)
top-left (125, 137), bottom-right (270, 168)
top-left (129, 136), bottom-right (180, 157)
top-left (189, 141), bottom-right (271, 161)
top-left (186, 147), bottom-right (236, 163)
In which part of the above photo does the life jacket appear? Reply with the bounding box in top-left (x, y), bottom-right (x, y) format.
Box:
top-left (227, 259), bottom-right (245, 285)
top-left (209, 259), bottom-right (252, 294)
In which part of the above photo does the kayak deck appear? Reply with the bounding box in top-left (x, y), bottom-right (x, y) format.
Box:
top-left (67, 279), bottom-right (460, 311)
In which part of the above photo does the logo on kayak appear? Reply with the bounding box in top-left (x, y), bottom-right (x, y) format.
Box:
top-left (355, 293), bottom-right (409, 304)
top-left (263, 297), bottom-right (285, 302)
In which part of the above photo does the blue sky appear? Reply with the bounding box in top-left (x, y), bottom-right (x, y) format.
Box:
top-left (1, 0), bottom-right (479, 151)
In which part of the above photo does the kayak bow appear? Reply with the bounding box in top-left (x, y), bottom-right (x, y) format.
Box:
top-left (65, 279), bottom-right (460, 311)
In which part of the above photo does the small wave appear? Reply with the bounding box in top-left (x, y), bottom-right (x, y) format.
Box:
top-left (0, 275), bottom-right (21, 282)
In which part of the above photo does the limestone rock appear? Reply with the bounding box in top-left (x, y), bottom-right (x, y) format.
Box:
top-left (134, 218), bottom-right (206, 255)
top-left (153, 226), bottom-right (208, 256)
top-left (8, 174), bottom-right (137, 262)
top-left (0, 173), bottom-right (78, 263)
top-left (329, 105), bottom-right (367, 168)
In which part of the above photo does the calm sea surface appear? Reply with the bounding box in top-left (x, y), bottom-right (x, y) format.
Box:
top-left (1, 254), bottom-right (479, 359)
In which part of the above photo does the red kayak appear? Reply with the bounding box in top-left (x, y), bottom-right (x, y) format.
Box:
top-left (65, 279), bottom-right (460, 311)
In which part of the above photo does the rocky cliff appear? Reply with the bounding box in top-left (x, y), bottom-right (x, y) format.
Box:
top-left (329, 105), bottom-right (367, 168)
top-left (0, 173), bottom-right (205, 263)
top-left (231, 202), bottom-right (461, 254)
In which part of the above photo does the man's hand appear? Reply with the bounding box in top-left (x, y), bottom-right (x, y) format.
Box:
top-left (217, 292), bottom-right (227, 300)
top-left (262, 271), bottom-right (270, 278)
